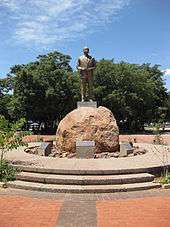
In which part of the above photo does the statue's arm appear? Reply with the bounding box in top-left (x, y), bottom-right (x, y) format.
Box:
top-left (76, 58), bottom-right (84, 71)
top-left (87, 58), bottom-right (96, 70)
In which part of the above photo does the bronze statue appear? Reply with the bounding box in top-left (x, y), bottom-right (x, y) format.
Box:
top-left (77, 47), bottom-right (96, 102)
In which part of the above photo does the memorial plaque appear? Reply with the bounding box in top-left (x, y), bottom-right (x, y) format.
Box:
top-left (76, 140), bottom-right (95, 159)
top-left (39, 142), bottom-right (53, 156)
top-left (119, 142), bottom-right (134, 157)
top-left (77, 101), bottom-right (97, 108)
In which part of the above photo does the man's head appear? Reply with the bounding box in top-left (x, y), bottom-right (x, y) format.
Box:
top-left (83, 47), bottom-right (89, 55)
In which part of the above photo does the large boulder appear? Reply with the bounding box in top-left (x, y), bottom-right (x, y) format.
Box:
top-left (56, 106), bottom-right (119, 154)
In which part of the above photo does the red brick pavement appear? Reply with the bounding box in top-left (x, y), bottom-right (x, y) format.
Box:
top-left (0, 193), bottom-right (170, 227)
top-left (0, 195), bottom-right (62, 227)
top-left (96, 197), bottom-right (170, 227)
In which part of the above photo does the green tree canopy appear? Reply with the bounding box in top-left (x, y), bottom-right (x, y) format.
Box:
top-left (166, 92), bottom-right (170, 121)
top-left (0, 76), bottom-right (13, 120)
top-left (1, 51), bottom-right (169, 133)
top-left (8, 51), bottom-right (79, 133)
top-left (94, 60), bottom-right (168, 131)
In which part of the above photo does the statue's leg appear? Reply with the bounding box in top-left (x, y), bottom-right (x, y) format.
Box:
top-left (88, 73), bottom-right (94, 101)
top-left (80, 76), bottom-right (86, 102)
top-left (84, 79), bottom-right (88, 101)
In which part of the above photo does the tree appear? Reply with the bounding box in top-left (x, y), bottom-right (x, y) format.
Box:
top-left (0, 76), bottom-right (13, 120)
top-left (94, 60), bottom-right (168, 132)
top-left (166, 92), bottom-right (170, 121)
top-left (3, 51), bottom-right (168, 133)
top-left (8, 51), bottom-right (80, 133)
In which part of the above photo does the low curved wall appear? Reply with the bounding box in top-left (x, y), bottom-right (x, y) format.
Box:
top-left (22, 134), bottom-right (170, 145)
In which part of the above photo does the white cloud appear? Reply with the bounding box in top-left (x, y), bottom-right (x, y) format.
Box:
top-left (0, 0), bottom-right (19, 11)
top-left (0, 0), bottom-right (130, 46)
top-left (162, 69), bottom-right (170, 76)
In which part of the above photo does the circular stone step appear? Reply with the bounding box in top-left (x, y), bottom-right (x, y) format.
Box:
top-left (16, 172), bottom-right (154, 185)
top-left (7, 181), bottom-right (161, 193)
top-left (11, 164), bottom-right (162, 175)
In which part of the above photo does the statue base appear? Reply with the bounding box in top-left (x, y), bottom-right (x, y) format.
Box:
top-left (56, 106), bottom-right (119, 154)
top-left (77, 101), bottom-right (97, 108)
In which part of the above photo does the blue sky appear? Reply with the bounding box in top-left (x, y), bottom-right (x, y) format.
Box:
top-left (0, 0), bottom-right (170, 90)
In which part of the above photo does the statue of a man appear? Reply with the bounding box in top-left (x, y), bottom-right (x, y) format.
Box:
top-left (77, 47), bottom-right (96, 102)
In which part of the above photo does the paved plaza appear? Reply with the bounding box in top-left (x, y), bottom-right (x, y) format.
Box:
top-left (1, 135), bottom-right (170, 226)
top-left (0, 188), bottom-right (170, 227)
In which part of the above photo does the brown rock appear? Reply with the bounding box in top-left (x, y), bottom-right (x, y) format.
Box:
top-left (133, 147), bottom-right (147, 156)
top-left (56, 106), bottom-right (119, 154)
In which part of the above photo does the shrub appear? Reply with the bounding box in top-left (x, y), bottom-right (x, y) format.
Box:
top-left (0, 115), bottom-right (28, 182)
top-left (0, 160), bottom-right (16, 182)
top-left (159, 173), bottom-right (170, 185)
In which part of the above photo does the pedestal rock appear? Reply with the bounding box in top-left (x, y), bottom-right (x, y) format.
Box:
top-left (56, 106), bottom-right (119, 154)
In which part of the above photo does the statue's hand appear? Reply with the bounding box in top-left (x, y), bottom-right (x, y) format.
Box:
top-left (87, 67), bottom-right (95, 70)
top-left (77, 67), bottom-right (85, 70)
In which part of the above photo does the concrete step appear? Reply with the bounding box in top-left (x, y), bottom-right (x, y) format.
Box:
top-left (11, 164), bottom-right (158, 175)
top-left (16, 172), bottom-right (155, 185)
top-left (7, 181), bottom-right (161, 193)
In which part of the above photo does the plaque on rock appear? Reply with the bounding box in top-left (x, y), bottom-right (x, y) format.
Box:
top-left (77, 101), bottom-right (97, 108)
top-left (39, 142), bottom-right (53, 156)
top-left (76, 140), bottom-right (95, 159)
top-left (119, 142), bottom-right (134, 157)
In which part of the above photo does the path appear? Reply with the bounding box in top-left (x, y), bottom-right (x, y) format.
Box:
top-left (0, 188), bottom-right (170, 227)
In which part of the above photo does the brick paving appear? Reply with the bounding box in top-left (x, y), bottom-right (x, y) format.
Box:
top-left (0, 195), bottom-right (62, 227)
top-left (97, 197), bottom-right (170, 227)
top-left (0, 189), bottom-right (170, 227)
